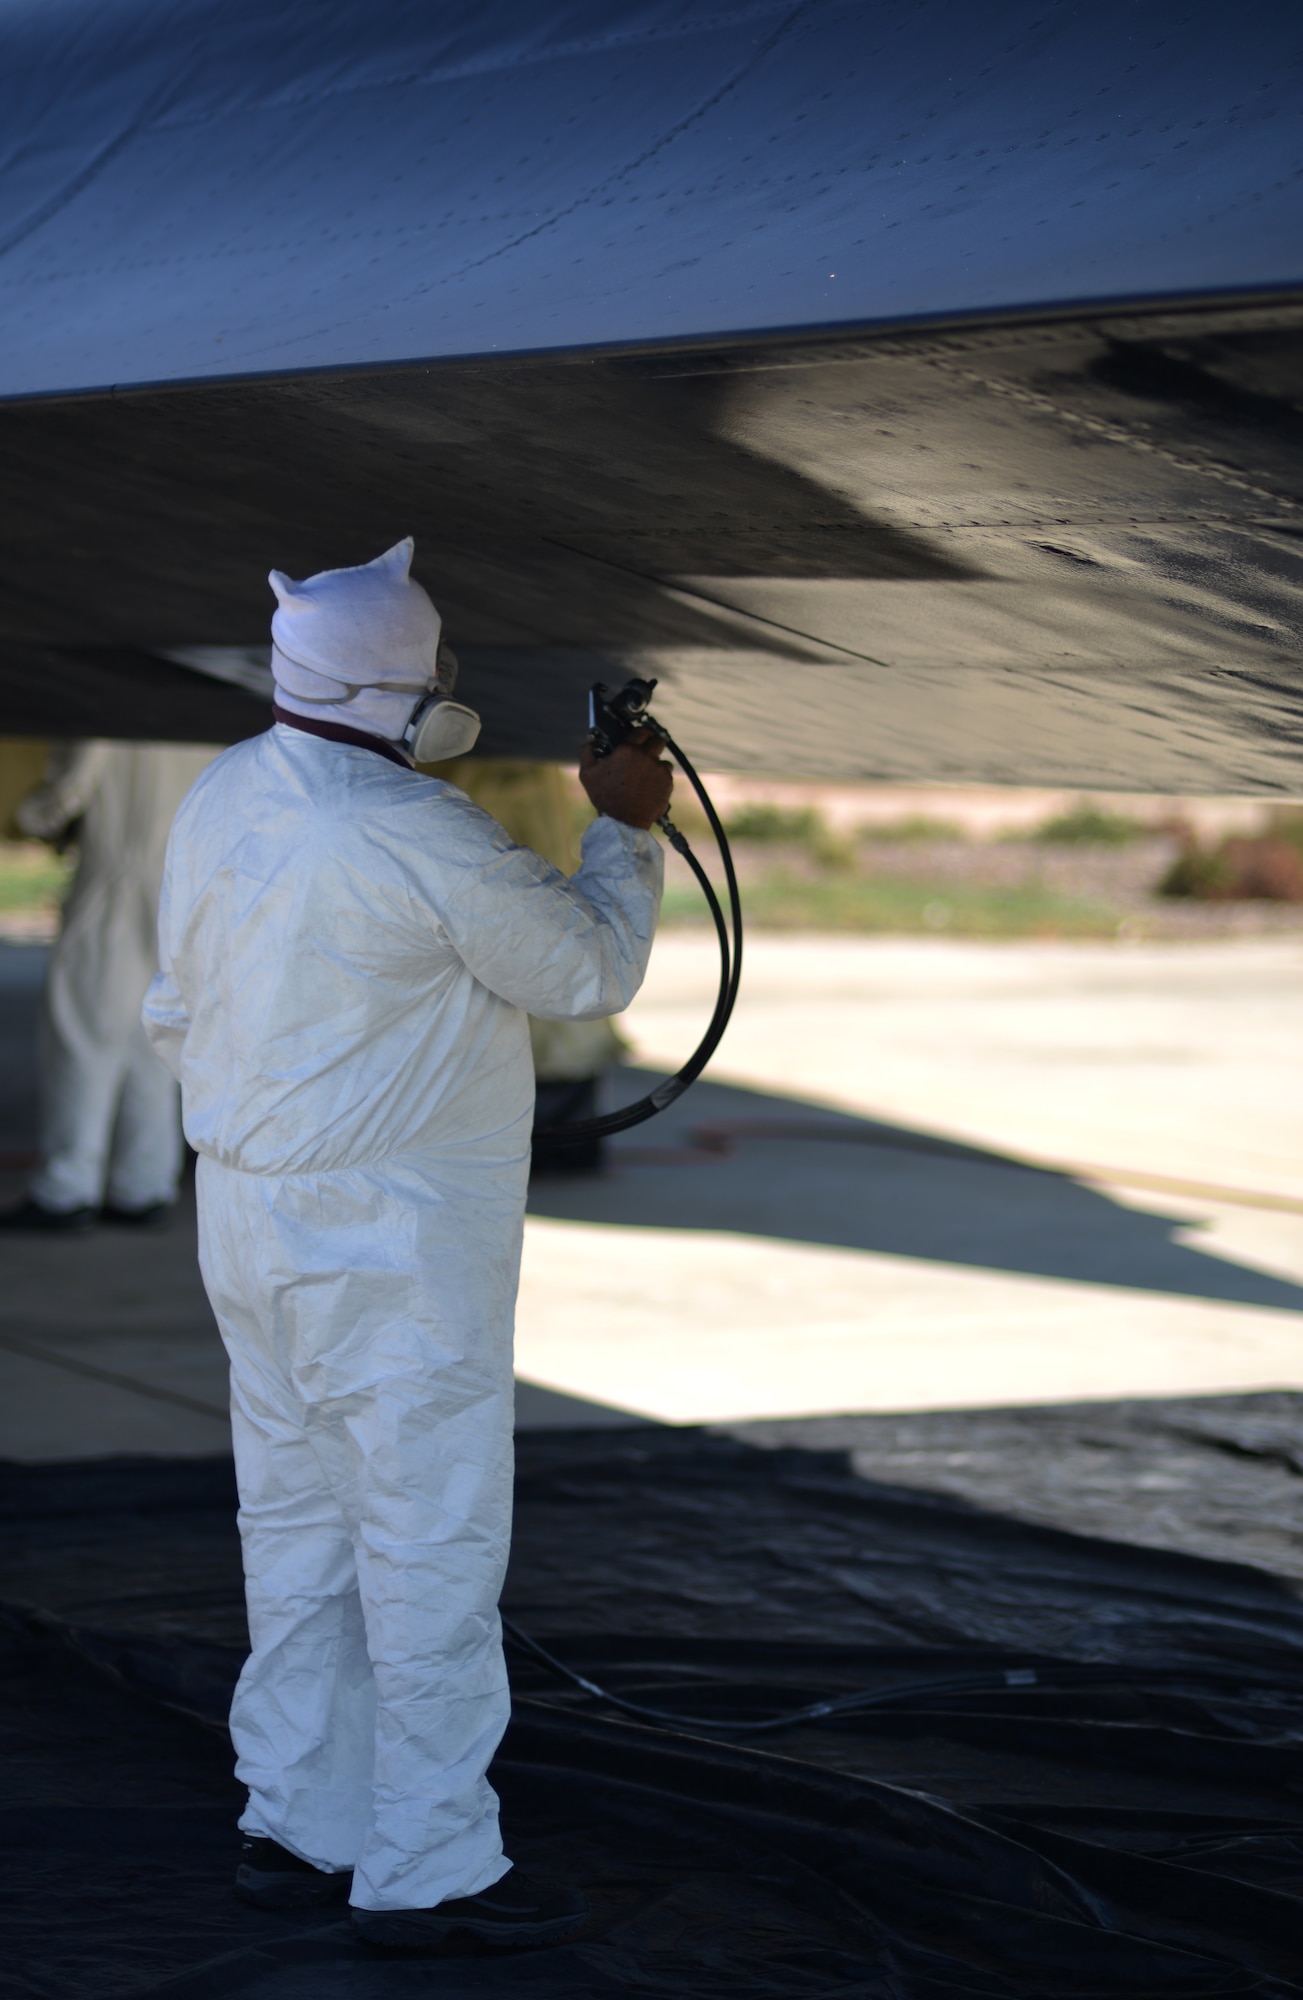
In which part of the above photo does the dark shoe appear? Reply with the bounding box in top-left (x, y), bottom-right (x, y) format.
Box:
top-left (0, 1199), bottom-right (95, 1233)
top-left (101, 1201), bottom-right (174, 1230)
top-left (235, 1835), bottom-right (352, 1910)
top-left (351, 1868), bottom-right (589, 1953)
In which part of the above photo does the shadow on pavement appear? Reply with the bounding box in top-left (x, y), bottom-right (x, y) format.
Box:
top-left (529, 1068), bottom-right (1303, 1313)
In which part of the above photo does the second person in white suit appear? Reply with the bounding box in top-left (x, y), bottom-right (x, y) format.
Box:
top-left (4, 738), bottom-right (214, 1230)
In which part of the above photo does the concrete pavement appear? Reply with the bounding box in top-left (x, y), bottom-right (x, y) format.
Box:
top-left (0, 932), bottom-right (1299, 1455)
top-left (516, 935), bottom-right (1303, 1422)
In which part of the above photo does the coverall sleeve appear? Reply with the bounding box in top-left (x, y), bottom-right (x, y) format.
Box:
top-left (14, 739), bottom-right (113, 840)
top-left (439, 812), bottom-right (663, 1021)
top-left (141, 863), bottom-right (190, 1078)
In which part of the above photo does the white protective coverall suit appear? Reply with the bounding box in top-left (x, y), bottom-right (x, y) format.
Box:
top-left (19, 739), bottom-right (214, 1214)
top-left (142, 545), bottom-right (662, 1913)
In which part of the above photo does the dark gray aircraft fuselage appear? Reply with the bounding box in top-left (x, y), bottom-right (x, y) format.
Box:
top-left (0, 0), bottom-right (1299, 789)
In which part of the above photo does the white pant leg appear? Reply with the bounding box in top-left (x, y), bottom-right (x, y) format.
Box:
top-left (31, 884), bottom-right (160, 1214)
top-left (105, 1017), bottom-right (183, 1210)
top-left (29, 982), bottom-right (123, 1212)
top-left (196, 1152), bottom-right (521, 1910)
top-left (199, 1159), bottom-right (377, 1868)
top-left (309, 1334), bottom-right (515, 1912)
top-left (228, 1352), bottom-right (378, 1869)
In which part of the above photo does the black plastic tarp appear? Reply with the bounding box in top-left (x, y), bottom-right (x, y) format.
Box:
top-left (6, 1400), bottom-right (1303, 1996)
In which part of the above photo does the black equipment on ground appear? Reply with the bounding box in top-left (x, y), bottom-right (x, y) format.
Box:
top-left (533, 678), bottom-right (742, 1146)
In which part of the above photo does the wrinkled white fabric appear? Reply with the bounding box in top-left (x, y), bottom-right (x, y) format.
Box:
top-left (22, 740), bottom-right (213, 1213)
top-left (143, 722), bottom-right (662, 1909)
top-left (270, 538), bottom-right (442, 743)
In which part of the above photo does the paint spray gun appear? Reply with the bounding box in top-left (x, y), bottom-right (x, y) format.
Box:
top-left (535, 678), bottom-right (742, 1141)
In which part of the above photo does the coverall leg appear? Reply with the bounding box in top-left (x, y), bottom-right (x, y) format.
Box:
top-left (197, 1140), bottom-right (524, 1911)
top-left (25, 743), bottom-right (204, 1214)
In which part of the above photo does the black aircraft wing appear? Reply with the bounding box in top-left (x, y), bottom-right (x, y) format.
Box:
top-left (0, 0), bottom-right (1300, 787)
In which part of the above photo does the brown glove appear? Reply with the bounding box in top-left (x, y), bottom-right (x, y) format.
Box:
top-left (579, 729), bottom-right (673, 831)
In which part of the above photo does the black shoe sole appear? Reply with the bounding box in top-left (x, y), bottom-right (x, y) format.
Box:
top-left (0, 1206), bottom-right (96, 1233)
top-left (352, 1907), bottom-right (588, 1954)
top-left (235, 1866), bottom-right (352, 1910)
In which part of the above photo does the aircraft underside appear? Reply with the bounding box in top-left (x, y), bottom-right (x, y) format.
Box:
top-left (0, 2), bottom-right (1299, 789)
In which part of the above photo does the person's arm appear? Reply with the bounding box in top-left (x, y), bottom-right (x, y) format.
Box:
top-left (436, 734), bottom-right (672, 1020)
top-left (140, 855), bottom-right (190, 1076)
top-left (142, 966), bottom-right (189, 1077)
top-left (14, 740), bottom-right (112, 841)
top-left (437, 814), bottom-right (662, 1020)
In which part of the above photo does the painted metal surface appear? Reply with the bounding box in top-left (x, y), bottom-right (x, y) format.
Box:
top-left (0, 0), bottom-right (1299, 392)
top-left (0, 2), bottom-right (1299, 787)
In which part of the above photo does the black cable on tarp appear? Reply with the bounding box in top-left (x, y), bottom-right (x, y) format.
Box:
top-left (9, 1437), bottom-right (1303, 1996)
top-left (503, 1615), bottom-right (1041, 1735)
top-left (500, 1615), bottom-right (1289, 1741)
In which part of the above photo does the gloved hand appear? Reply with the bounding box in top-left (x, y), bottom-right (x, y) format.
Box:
top-left (16, 785), bottom-right (73, 842)
top-left (579, 729), bottom-right (673, 830)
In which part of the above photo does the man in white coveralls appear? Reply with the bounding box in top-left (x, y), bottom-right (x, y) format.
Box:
top-left (3, 739), bottom-right (214, 1230)
top-left (143, 540), bottom-right (670, 1952)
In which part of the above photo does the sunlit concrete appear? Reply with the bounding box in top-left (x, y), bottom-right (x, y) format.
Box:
top-left (0, 1169), bottom-right (642, 1460)
top-left (513, 935), bottom-right (1303, 1423)
top-left (2, 933), bottom-right (1300, 1454)
top-left (0, 941), bottom-right (644, 1460)
top-left (622, 934), bottom-right (1303, 1200)
top-left (517, 1209), bottom-right (1303, 1424)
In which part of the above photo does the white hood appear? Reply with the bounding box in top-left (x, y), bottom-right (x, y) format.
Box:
top-left (270, 537), bottom-right (442, 742)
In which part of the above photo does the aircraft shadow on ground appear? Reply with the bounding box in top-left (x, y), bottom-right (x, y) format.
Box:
top-left (528, 1069), bottom-right (1303, 1314)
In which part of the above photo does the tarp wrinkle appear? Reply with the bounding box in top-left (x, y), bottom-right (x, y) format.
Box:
top-left (3, 1399), bottom-right (1303, 1995)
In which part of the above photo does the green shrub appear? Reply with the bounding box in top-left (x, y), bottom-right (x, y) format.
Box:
top-left (1160, 835), bottom-right (1303, 902)
top-left (1159, 845), bottom-right (1236, 899)
top-left (0, 840), bottom-right (73, 911)
top-left (723, 803), bottom-right (822, 844)
top-left (863, 815), bottom-right (967, 843)
top-left (722, 803), bottom-right (858, 870)
top-left (660, 870), bottom-right (1118, 937)
top-left (1032, 803), bottom-right (1143, 845)
top-left (1266, 807), bottom-right (1303, 857)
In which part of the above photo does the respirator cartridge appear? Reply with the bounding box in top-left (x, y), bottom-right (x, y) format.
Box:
top-left (402, 643), bottom-right (482, 763)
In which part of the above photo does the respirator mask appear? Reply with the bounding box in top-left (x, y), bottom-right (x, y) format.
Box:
top-left (272, 638), bottom-right (481, 763)
top-left (400, 644), bottom-right (481, 763)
